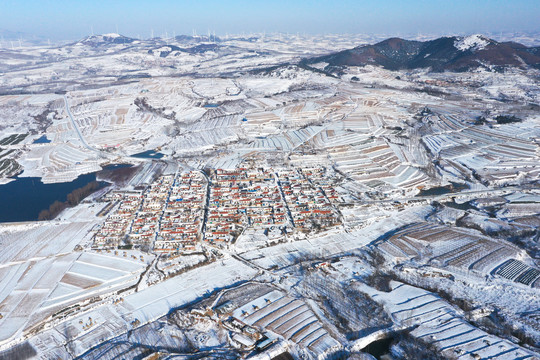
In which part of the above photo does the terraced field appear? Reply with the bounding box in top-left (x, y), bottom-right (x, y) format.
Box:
top-left (370, 282), bottom-right (539, 359)
top-left (232, 290), bottom-right (340, 355)
top-left (377, 223), bottom-right (537, 282)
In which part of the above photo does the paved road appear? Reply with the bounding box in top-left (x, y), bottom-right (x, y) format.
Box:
top-left (64, 95), bottom-right (105, 156)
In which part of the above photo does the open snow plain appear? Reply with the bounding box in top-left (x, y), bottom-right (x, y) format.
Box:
top-left (0, 33), bottom-right (539, 359)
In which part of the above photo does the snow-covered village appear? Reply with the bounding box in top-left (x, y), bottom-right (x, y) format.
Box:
top-left (1, 1), bottom-right (540, 358)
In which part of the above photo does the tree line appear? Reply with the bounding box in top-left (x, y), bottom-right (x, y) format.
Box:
top-left (38, 181), bottom-right (101, 220)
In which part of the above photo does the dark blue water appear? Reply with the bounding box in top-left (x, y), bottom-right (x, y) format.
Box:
top-left (131, 150), bottom-right (164, 159)
top-left (204, 103), bottom-right (220, 108)
top-left (101, 163), bottom-right (132, 170)
top-left (362, 337), bottom-right (394, 359)
top-left (33, 135), bottom-right (51, 144)
top-left (443, 200), bottom-right (476, 211)
top-left (417, 182), bottom-right (468, 196)
top-left (0, 172), bottom-right (106, 222)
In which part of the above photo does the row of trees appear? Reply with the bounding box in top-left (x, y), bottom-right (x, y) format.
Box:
top-left (66, 181), bottom-right (100, 206)
top-left (476, 114), bottom-right (522, 125)
top-left (38, 181), bottom-right (101, 220)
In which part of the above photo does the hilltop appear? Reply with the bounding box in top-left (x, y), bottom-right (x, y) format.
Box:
top-left (307, 34), bottom-right (540, 72)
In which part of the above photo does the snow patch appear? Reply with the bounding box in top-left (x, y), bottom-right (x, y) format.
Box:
top-left (102, 33), bottom-right (121, 38)
top-left (454, 34), bottom-right (490, 52)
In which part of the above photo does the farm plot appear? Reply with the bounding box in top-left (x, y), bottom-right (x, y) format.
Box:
top-left (316, 130), bottom-right (429, 192)
top-left (493, 259), bottom-right (540, 287)
top-left (0, 250), bottom-right (147, 345)
top-left (360, 281), bottom-right (538, 360)
top-left (0, 220), bottom-right (97, 263)
top-left (242, 111), bottom-right (282, 137)
top-left (0, 133), bottom-right (28, 145)
top-left (274, 101), bottom-right (326, 128)
top-left (171, 115), bottom-right (242, 153)
top-left (246, 125), bottom-right (323, 151)
top-left (378, 223), bottom-right (522, 275)
top-left (0, 253), bottom-right (78, 343)
top-left (41, 251), bottom-right (148, 311)
top-left (428, 121), bottom-right (540, 186)
top-left (231, 290), bottom-right (340, 355)
top-left (190, 78), bottom-right (240, 100)
top-left (87, 108), bottom-right (170, 154)
top-left (17, 141), bottom-right (101, 183)
top-left (0, 158), bottom-right (21, 179)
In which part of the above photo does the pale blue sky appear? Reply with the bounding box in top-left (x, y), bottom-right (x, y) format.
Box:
top-left (1, 0), bottom-right (539, 40)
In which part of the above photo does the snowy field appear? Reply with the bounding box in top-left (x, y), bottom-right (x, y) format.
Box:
top-left (0, 31), bottom-right (539, 359)
top-left (357, 281), bottom-right (538, 359)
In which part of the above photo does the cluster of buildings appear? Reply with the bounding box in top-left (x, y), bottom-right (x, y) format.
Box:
top-left (94, 166), bottom-right (342, 254)
top-left (94, 190), bottom-right (143, 247)
top-left (130, 175), bottom-right (173, 244)
top-left (277, 168), bottom-right (341, 231)
top-left (155, 172), bottom-right (206, 252)
top-left (298, 167), bottom-right (341, 204)
top-left (94, 172), bottom-right (205, 253)
top-left (204, 168), bottom-right (288, 243)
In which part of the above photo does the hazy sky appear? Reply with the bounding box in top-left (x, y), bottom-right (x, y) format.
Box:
top-left (1, 0), bottom-right (539, 40)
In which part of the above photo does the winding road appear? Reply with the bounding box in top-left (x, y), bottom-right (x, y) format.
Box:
top-left (64, 95), bottom-right (108, 158)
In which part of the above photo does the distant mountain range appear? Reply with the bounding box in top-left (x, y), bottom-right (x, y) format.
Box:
top-left (66, 33), bottom-right (259, 59)
top-left (147, 43), bottom-right (223, 57)
top-left (0, 28), bottom-right (48, 45)
top-left (76, 33), bottom-right (138, 47)
top-left (5, 31), bottom-right (540, 74)
top-left (306, 34), bottom-right (540, 72)
top-left (70, 33), bottom-right (256, 58)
